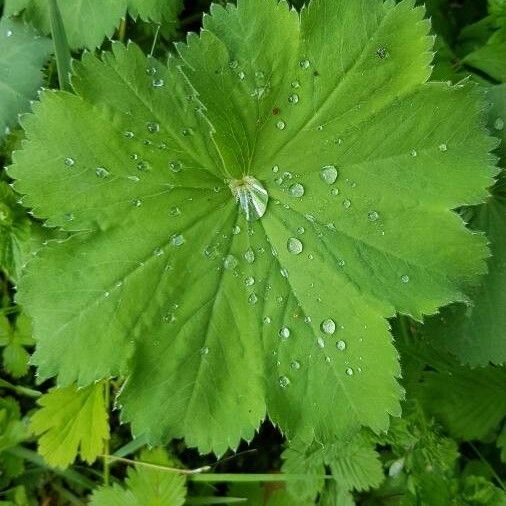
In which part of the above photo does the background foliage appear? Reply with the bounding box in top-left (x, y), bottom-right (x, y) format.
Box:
top-left (0, 0), bottom-right (505, 504)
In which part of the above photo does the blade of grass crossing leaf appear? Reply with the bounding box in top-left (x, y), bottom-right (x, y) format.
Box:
top-left (186, 498), bottom-right (247, 504)
top-left (48, 0), bottom-right (72, 91)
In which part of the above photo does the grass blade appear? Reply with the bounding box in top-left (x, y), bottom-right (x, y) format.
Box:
top-left (48, 0), bottom-right (72, 91)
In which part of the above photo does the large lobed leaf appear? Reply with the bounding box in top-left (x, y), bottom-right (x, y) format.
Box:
top-left (10, 0), bottom-right (497, 454)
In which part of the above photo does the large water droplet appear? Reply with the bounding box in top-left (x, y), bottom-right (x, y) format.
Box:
top-left (244, 248), bottom-right (255, 264)
top-left (321, 319), bottom-right (336, 335)
top-left (287, 237), bottom-right (303, 255)
top-left (224, 254), bottom-right (238, 270)
top-left (229, 176), bottom-right (268, 221)
top-left (320, 165), bottom-right (338, 184)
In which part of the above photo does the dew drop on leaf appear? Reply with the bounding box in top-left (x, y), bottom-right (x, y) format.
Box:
top-left (343, 199), bottom-right (351, 209)
top-left (279, 376), bottom-right (290, 388)
top-left (321, 318), bottom-right (336, 335)
top-left (244, 276), bottom-right (255, 287)
top-left (279, 326), bottom-right (290, 340)
top-left (276, 120), bottom-right (286, 130)
top-left (410, 148), bottom-right (418, 157)
top-left (345, 367), bottom-right (354, 376)
top-left (131, 199), bottom-right (141, 207)
top-left (289, 183), bottom-right (305, 197)
top-left (316, 337), bottom-right (325, 348)
top-left (64, 157), bottom-right (75, 167)
top-left (169, 160), bottom-right (182, 173)
top-left (200, 346), bottom-right (209, 355)
top-left (229, 176), bottom-right (268, 221)
top-left (288, 94), bottom-right (299, 104)
top-left (232, 225), bottom-right (241, 235)
top-left (439, 143), bottom-right (448, 152)
top-left (146, 66), bottom-right (157, 76)
top-left (171, 234), bottom-right (185, 247)
top-left (401, 274), bottom-right (410, 283)
top-left (95, 167), bottom-right (110, 178)
top-left (291, 360), bottom-right (301, 370)
top-left (291, 80), bottom-right (300, 88)
top-left (224, 254), bottom-right (238, 270)
top-left (287, 237), bottom-right (303, 255)
top-left (299, 59), bottom-right (310, 69)
top-left (244, 248), bottom-right (255, 264)
top-left (152, 78), bottom-right (164, 88)
top-left (368, 210), bottom-right (379, 222)
top-left (320, 165), bottom-right (338, 184)
top-left (248, 293), bottom-right (258, 305)
top-left (147, 122), bottom-right (160, 134)
top-left (495, 117), bottom-right (504, 131)
top-left (336, 340), bottom-right (346, 351)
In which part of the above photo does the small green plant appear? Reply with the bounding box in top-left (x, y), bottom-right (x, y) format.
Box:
top-left (0, 0), bottom-right (505, 504)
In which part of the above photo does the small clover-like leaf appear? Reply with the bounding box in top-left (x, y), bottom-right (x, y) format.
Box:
top-left (30, 382), bottom-right (109, 468)
top-left (11, 0), bottom-right (497, 454)
top-left (0, 17), bottom-right (51, 139)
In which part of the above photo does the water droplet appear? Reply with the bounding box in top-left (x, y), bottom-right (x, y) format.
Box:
top-left (368, 210), bottom-right (379, 222)
top-left (154, 247), bottom-right (164, 256)
top-left (336, 340), bottom-right (346, 351)
top-left (200, 346), bottom-right (210, 355)
top-left (124, 131), bottom-right (134, 139)
top-left (171, 234), bottom-right (185, 247)
top-left (170, 206), bottom-right (181, 216)
top-left (289, 183), bottom-right (305, 197)
top-left (182, 128), bottom-right (193, 136)
top-left (297, 226), bottom-right (305, 235)
top-left (147, 122), bottom-right (160, 133)
top-left (279, 326), bottom-right (291, 340)
top-left (238, 71), bottom-right (246, 81)
top-left (146, 66), bottom-right (157, 76)
top-left (291, 80), bottom-right (300, 88)
top-left (317, 125), bottom-right (324, 132)
top-left (401, 274), bottom-right (410, 283)
top-left (438, 143), bottom-right (448, 152)
top-left (279, 376), bottom-right (290, 388)
top-left (304, 315), bottom-right (312, 324)
top-left (263, 316), bottom-right (272, 324)
top-left (232, 225), bottom-right (241, 235)
top-left (64, 157), bottom-right (75, 167)
top-left (494, 117), bottom-right (504, 131)
top-left (229, 60), bottom-right (239, 70)
top-left (300, 59), bottom-right (310, 69)
top-left (288, 94), bottom-right (299, 104)
top-left (229, 176), bottom-right (268, 221)
top-left (280, 268), bottom-right (289, 278)
top-left (131, 199), bottom-right (142, 207)
top-left (316, 337), bottom-right (325, 348)
top-left (321, 319), bottom-right (336, 335)
top-left (244, 276), bottom-right (255, 287)
top-left (320, 165), bottom-right (338, 184)
top-left (345, 367), bottom-right (354, 376)
top-left (276, 120), bottom-right (286, 130)
top-left (248, 293), bottom-right (258, 305)
top-left (291, 360), bottom-right (301, 370)
top-left (128, 175), bottom-right (140, 182)
top-left (376, 47), bottom-right (389, 59)
top-left (152, 78), bottom-right (164, 88)
top-left (343, 199), bottom-right (351, 209)
top-left (169, 160), bottom-right (182, 173)
top-left (95, 167), bottom-right (110, 178)
top-left (64, 212), bottom-right (74, 221)
top-left (287, 237), bottom-right (303, 255)
top-left (244, 248), bottom-right (255, 263)
top-left (6, 30), bottom-right (13, 37)
top-left (410, 148), bottom-right (417, 157)
top-left (272, 165), bottom-right (279, 173)
top-left (224, 254), bottom-right (238, 270)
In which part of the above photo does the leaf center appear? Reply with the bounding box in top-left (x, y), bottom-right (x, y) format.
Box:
top-left (229, 176), bottom-right (268, 222)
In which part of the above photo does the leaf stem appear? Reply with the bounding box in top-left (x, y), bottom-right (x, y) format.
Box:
top-left (150, 24), bottom-right (161, 57)
top-left (468, 442), bottom-right (505, 490)
top-left (102, 455), bottom-right (211, 475)
top-left (0, 377), bottom-right (41, 398)
top-left (118, 17), bottom-right (126, 42)
top-left (103, 380), bottom-right (110, 487)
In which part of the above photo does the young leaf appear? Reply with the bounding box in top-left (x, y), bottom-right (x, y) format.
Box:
top-left (0, 17), bottom-right (51, 139)
top-left (4, 0), bottom-right (182, 49)
top-left (30, 382), bottom-right (109, 468)
top-left (10, 0), bottom-right (497, 454)
top-left (90, 448), bottom-right (187, 506)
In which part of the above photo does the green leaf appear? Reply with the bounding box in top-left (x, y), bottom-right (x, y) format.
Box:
top-left (419, 357), bottom-right (506, 440)
top-left (90, 448), bottom-right (187, 506)
top-left (30, 382), bottom-right (109, 468)
top-left (4, 0), bottom-right (182, 50)
top-left (0, 17), bottom-right (51, 139)
top-left (10, 0), bottom-right (497, 454)
top-left (0, 313), bottom-right (34, 378)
